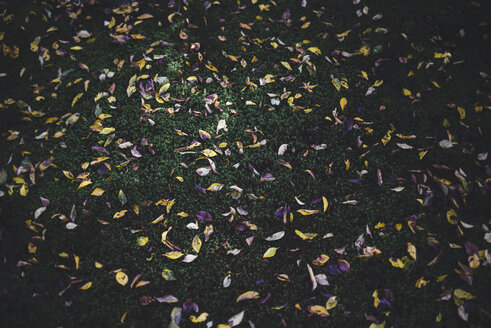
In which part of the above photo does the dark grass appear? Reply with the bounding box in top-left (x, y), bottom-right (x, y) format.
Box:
top-left (0, 0), bottom-right (490, 327)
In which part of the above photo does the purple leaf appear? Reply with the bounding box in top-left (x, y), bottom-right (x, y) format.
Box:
top-left (139, 296), bottom-right (154, 306)
top-left (91, 145), bottom-right (109, 154)
top-left (40, 196), bottom-right (50, 207)
top-left (182, 299), bottom-right (199, 313)
top-left (195, 211), bottom-right (213, 222)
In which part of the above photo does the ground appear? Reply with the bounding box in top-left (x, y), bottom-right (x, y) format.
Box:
top-left (0, 0), bottom-right (490, 327)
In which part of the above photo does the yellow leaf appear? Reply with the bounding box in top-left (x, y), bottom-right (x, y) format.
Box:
top-left (295, 229), bottom-right (318, 240)
top-left (313, 254), bottom-right (330, 266)
top-left (159, 83), bottom-right (170, 93)
top-left (63, 170), bottom-right (74, 179)
top-left (205, 64), bottom-right (218, 72)
top-left (115, 271), bottom-right (128, 286)
top-left (263, 247), bottom-right (279, 258)
top-left (70, 46), bottom-right (83, 50)
top-left (415, 276), bottom-right (428, 288)
top-left (206, 183), bottom-right (224, 191)
top-left (190, 313), bottom-right (209, 323)
top-left (309, 305), bottom-right (329, 317)
top-left (74, 255), bottom-right (80, 270)
top-left (469, 253), bottom-right (480, 269)
top-left (325, 296), bottom-right (337, 310)
top-left (137, 13), bottom-right (153, 19)
top-left (281, 61), bottom-right (292, 70)
top-left (72, 93), bottom-right (83, 107)
top-left (322, 196), bottom-right (329, 212)
top-left (307, 47), bottom-right (321, 55)
top-left (375, 222), bottom-right (385, 229)
top-left (176, 176), bottom-right (184, 182)
top-left (137, 236), bottom-right (149, 246)
top-left (446, 209), bottom-right (458, 225)
top-left (407, 242), bottom-right (417, 260)
top-left (91, 187), bottom-right (105, 196)
top-left (236, 291), bottom-right (260, 302)
top-left (94, 261), bottom-right (103, 268)
top-left (332, 78), bottom-right (341, 91)
top-left (107, 17), bottom-right (116, 28)
top-left (389, 257), bottom-right (405, 269)
top-left (434, 52), bottom-right (451, 58)
top-left (192, 235), bottom-right (202, 253)
top-left (373, 80), bottom-right (383, 87)
top-left (202, 149), bottom-right (217, 157)
top-left (99, 127), bottom-right (115, 135)
top-left (20, 184), bottom-right (29, 196)
top-left (301, 21), bottom-right (311, 29)
top-left (336, 29), bottom-right (351, 38)
top-left (276, 274), bottom-right (290, 282)
top-left (161, 269), bottom-right (176, 281)
top-left (163, 251), bottom-right (184, 260)
top-left (136, 59), bottom-right (146, 70)
top-left (297, 209), bottom-right (319, 216)
top-left (454, 289), bottom-right (475, 300)
top-left (431, 80), bottom-right (440, 88)
top-left (79, 281), bottom-right (92, 290)
top-left (457, 106), bottom-right (466, 120)
top-left (403, 88), bottom-right (412, 96)
top-left (369, 322), bottom-right (386, 328)
top-left (113, 210), bottom-right (128, 219)
top-left (77, 180), bottom-right (92, 190)
top-left (340, 97), bottom-right (347, 110)
top-left (177, 212), bottom-right (189, 217)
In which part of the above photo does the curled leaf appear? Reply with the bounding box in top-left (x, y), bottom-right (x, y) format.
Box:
top-left (236, 291), bottom-right (260, 302)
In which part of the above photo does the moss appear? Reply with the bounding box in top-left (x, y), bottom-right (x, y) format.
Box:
top-left (1, 0), bottom-right (490, 327)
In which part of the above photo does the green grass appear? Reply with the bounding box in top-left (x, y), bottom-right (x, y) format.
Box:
top-left (1, 0), bottom-right (490, 327)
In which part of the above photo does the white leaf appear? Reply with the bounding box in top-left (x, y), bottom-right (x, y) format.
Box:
top-left (439, 139), bottom-right (453, 149)
top-left (245, 236), bottom-right (254, 246)
top-left (216, 119), bottom-right (228, 134)
top-left (182, 254), bottom-right (198, 263)
top-left (35, 131), bottom-right (48, 139)
top-left (196, 167), bottom-right (211, 176)
top-left (477, 152), bottom-right (488, 160)
top-left (264, 231), bottom-right (285, 241)
top-left (294, 196), bottom-right (305, 205)
top-left (66, 222), bottom-right (78, 230)
top-left (77, 30), bottom-right (91, 38)
top-left (155, 295), bottom-right (179, 303)
top-left (277, 144), bottom-right (288, 156)
top-left (237, 207), bottom-right (248, 215)
top-left (227, 249), bottom-right (241, 255)
top-left (311, 143), bottom-right (327, 150)
top-left (307, 264), bottom-right (317, 291)
top-left (223, 274), bottom-right (231, 288)
top-left (397, 143), bottom-right (413, 150)
top-left (119, 141), bottom-right (133, 149)
top-left (390, 186), bottom-right (405, 192)
top-left (460, 221), bottom-right (474, 229)
top-left (315, 274), bottom-right (329, 286)
top-left (228, 310), bottom-right (245, 327)
top-left (458, 305), bottom-right (468, 321)
top-left (186, 222), bottom-right (199, 230)
top-left (34, 206), bottom-right (46, 219)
